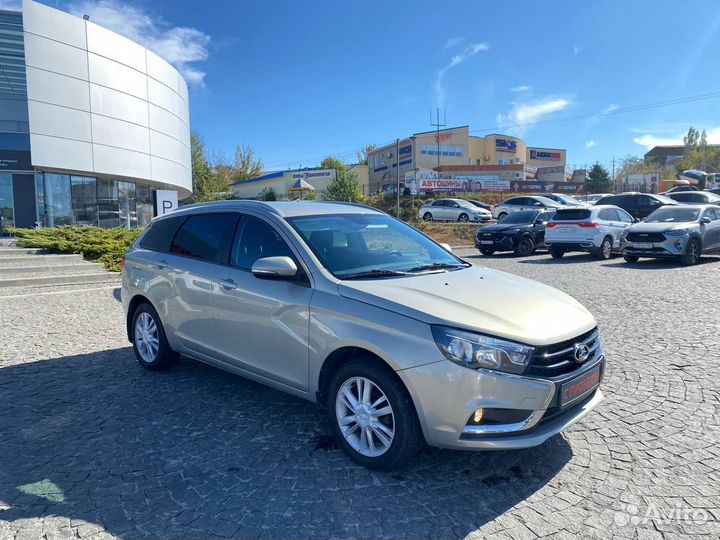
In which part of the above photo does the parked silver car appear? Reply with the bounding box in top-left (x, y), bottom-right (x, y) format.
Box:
top-left (418, 198), bottom-right (492, 222)
top-left (623, 204), bottom-right (720, 265)
top-left (542, 193), bottom-right (590, 208)
top-left (122, 201), bottom-right (604, 469)
top-left (492, 196), bottom-right (563, 221)
top-left (544, 205), bottom-right (635, 260)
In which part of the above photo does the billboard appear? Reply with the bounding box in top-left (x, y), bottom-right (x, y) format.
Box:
top-left (529, 149), bottom-right (562, 161)
top-left (291, 169), bottom-right (334, 180)
top-left (495, 138), bottom-right (517, 153)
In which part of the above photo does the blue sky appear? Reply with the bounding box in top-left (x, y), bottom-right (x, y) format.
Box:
top-left (12, 0), bottom-right (720, 171)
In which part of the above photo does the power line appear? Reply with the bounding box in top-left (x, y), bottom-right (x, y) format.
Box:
top-left (470, 91), bottom-right (720, 133)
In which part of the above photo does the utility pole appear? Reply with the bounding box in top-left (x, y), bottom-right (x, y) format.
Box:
top-left (430, 107), bottom-right (446, 170)
top-left (395, 138), bottom-right (400, 218)
top-left (612, 158), bottom-right (616, 193)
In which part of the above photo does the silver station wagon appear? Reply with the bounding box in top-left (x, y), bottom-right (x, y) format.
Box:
top-left (122, 201), bottom-right (605, 469)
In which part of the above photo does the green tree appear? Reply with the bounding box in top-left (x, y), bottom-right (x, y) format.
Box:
top-left (321, 156), bottom-right (363, 202)
top-left (355, 144), bottom-right (376, 166)
top-left (211, 144), bottom-right (263, 186)
top-left (321, 156), bottom-right (348, 174)
top-left (191, 132), bottom-right (226, 202)
top-left (586, 162), bottom-right (612, 193)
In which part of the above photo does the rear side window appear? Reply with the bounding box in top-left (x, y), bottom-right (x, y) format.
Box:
top-left (139, 215), bottom-right (186, 252)
top-left (553, 209), bottom-right (592, 221)
top-left (170, 213), bottom-right (238, 263)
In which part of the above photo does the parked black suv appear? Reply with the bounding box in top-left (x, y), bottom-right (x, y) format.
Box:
top-left (475, 209), bottom-right (555, 256)
top-left (595, 193), bottom-right (677, 220)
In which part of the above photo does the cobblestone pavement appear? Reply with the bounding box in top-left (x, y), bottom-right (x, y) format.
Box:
top-left (0, 251), bottom-right (719, 540)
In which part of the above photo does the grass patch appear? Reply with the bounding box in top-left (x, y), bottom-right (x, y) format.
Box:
top-left (6, 226), bottom-right (142, 272)
top-left (413, 221), bottom-right (480, 247)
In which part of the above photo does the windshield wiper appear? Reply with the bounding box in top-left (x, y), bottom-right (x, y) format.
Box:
top-left (342, 269), bottom-right (409, 280)
top-left (404, 262), bottom-right (470, 273)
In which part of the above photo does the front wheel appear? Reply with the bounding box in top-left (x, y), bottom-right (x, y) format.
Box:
top-left (458, 213), bottom-right (469, 223)
top-left (131, 303), bottom-right (178, 371)
top-left (549, 248), bottom-right (565, 259)
top-left (623, 254), bottom-right (639, 263)
top-left (681, 238), bottom-right (701, 266)
top-left (328, 359), bottom-right (422, 470)
top-left (514, 236), bottom-right (535, 257)
top-left (422, 212), bottom-right (433, 222)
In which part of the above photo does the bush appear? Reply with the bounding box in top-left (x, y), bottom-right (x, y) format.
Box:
top-left (6, 226), bottom-right (143, 272)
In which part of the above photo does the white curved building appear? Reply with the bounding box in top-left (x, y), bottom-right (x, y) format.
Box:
top-left (0, 0), bottom-right (192, 232)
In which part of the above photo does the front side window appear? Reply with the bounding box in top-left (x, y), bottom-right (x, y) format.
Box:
top-left (231, 214), bottom-right (295, 270)
top-left (288, 213), bottom-right (465, 278)
top-left (170, 213), bottom-right (238, 262)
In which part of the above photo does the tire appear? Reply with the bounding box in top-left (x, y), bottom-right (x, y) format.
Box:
top-left (480, 248), bottom-right (495, 256)
top-left (131, 303), bottom-right (178, 371)
top-left (623, 254), bottom-right (639, 263)
top-left (514, 236), bottom-right (535, 257)
top-left (594, 236), bottom-right (613, 260)
top-left (549, 248), bottom-right (565, 259)
top-left (458, 213), bottom-right (469, 223)
top-left (681, 238), bottom-right (701, 266)
top-left (422, 212), bottom-right (433, 222)
top-left (328, 358), bottom-right (422, 471)
top-left (497, 212), bottom-right (507, 222)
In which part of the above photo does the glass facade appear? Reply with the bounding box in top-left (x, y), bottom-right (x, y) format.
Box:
top-left (33, 172), bottom-right (158, 229)
top-left (0, 173), bottom-right (14, 235)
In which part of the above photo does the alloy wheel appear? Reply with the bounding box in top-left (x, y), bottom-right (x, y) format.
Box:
top-left (135, 312), bottom-right (159, 363)
top-left (689, 240), bottom-right (699, 264)
top-left (602, 239), bottom-right (612, 259)
top-left (335, 376), bottom-right (395, 457)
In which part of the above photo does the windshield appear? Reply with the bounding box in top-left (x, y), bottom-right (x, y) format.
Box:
top-left (645, 207), bottom-right (700, 223)
top-left (287, 213), bottom-right (467, 278)
top-left (534, 196), bottom-right (560, 206)
top-left (553, 194), bottom-right (581, 204)
top-left (498, 211), bottom-right (538, 225)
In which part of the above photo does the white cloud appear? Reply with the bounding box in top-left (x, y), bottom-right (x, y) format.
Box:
top-left (434, 41), bottom-right (489, 106)
top-left (444, 37), bottom-right (465, 49)
top-left (0, 0), bottom-right (20, 10)
top-left (68, 0), bottom-right (211, 86)
top-left (633, 127), bottom-right (720, 149)
top-left (585, 140), bottom-right (597, 149)
top-left (510, 85), bottom-right (532, 93)
top-left (496, 96), bottom-right (571, 134)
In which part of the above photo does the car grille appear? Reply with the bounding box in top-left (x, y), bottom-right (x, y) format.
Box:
top-left (477, 231), bottom-right (505, 240)
top-left (525, 327), bottom-right (601, 378)
top-left (627, 232), bottom-right (665, 242)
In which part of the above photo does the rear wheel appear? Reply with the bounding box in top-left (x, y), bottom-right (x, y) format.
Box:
top-left (681, 238), bottom-right (701, 266)
top-left (480, 248), bottom-right (495, 256)
top-left (458, 213), bottom-right (469, 223)
top-left (328, 359), bottom-right (422, 470)
top-left (497, 212), bottom-right (507, 222)
top-left (594, 236), bottom-right (613, 260)
top-left (623, 254), bottom-right (639, 263)
top-left (131, 303), bottom-right (178, 371)
top-left (514, 236), bottom-right (535, 257)
top-left (549, 248), bottom-right (565, 259)
top-left (422, 212), bottom-right (433, 222)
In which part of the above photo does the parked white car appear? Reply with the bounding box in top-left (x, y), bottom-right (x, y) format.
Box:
top-left (542, 193), bottom-right (590, 207)
top-left (418, 198), bottom-right (492, 222)
top-left (491, 196), bottom-right (564, 221)
top-left (544, 205), bottom-right (635, 259)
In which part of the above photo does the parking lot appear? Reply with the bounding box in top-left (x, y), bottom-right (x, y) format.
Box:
top-left (1, 251), bottom-right (719, 540)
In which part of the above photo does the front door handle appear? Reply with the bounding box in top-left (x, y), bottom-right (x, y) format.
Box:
top-left (152, 259), bottom-right (168, 270)
top-left (218, 278), bottom-right (238, 290)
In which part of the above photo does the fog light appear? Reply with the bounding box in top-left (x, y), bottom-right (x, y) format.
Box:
top-left (473, 409), bottom-right (484, 423)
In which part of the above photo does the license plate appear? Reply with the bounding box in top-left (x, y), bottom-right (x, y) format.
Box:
top-left (480, 240), bottom-right (493, 245)
top-left (632, 242), bottom-right (653, 249)
top-left (556, 226), bottom-right (575, 233)
top-left (560, 365), bottom-right (601, 407)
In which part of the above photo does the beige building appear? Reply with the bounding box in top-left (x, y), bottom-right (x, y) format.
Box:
top-left (231, 165), bottom-right (369, 200)
top-left (368, 126), bottom-right (567, 193)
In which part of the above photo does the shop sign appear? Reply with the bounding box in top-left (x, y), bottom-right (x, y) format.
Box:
top-left (291, 169), bottom-right (334, 180)
top-left (0, 150), bottom-right (32, 170)
top-left (530, 149), bottom-right (562, 161)
top-left (495, 138), bottom-right (517, 153)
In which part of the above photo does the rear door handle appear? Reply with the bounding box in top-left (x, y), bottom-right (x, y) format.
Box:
top-left (152, 259), bottom-right (168, 270)
top-left (218, 278), bottom-right (237, 290)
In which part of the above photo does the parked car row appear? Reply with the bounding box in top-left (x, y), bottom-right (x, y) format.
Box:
top-left (475, 201), bottom-right (720, 266)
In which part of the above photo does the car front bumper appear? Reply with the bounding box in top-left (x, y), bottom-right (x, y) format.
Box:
top-left (624, 237), bottom-right (688, 258)
top-left (398, 355), bottom-right (605, 450)
top-left (475, 234), bottom-right (516, 251)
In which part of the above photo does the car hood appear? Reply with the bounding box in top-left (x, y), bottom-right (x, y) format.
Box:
top-left (337, 266), bottom-right (596, 346)
top-left (477, 223), bottom-right (532, 234)
top-left (628, 222), bottom-right (695, 233)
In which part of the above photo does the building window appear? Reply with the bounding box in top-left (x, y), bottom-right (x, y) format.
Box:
top-left (420, 144), bottom-right (463, 157)
top-left (70, 176), bottom-right (97, 226)
top-left (118, 181), bottom-right (137, 229)
top-left (136, 185), bottom-right (153, 228)
top-left (97, 179), bottom-right (119, 228)
top-left (44, 173), bottom-right (73, 227)
top-left (0, 173), bottom-right (13, 235)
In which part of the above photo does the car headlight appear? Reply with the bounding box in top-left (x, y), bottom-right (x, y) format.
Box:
top-left (664, 229), bottom-right (689, 237)
top-left (506, 228), bottom-right (520, 234)
top-left (431, 326), bottom-right (535, 374)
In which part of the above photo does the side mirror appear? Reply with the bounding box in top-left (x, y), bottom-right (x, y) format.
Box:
top-left (251, 256), bottom-right (298, 279)
top-left (633, 218), bottom-right (641, 223)
top-left (440, 243), bottom-right (453, 253)
top-left (701, 216), bottom-right (711, 225)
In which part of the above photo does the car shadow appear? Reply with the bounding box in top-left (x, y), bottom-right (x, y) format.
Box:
top-left (602, 255), bottom-right (720, 269)
top-left (0, 349), bottom-right (574, 540)
top-left (517, 252), bottom-right (599, 264)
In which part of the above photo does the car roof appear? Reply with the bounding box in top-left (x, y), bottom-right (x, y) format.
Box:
top-left (156, 200), bottom-right (384, 220)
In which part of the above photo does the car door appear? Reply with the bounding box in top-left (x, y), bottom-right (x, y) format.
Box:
top-left (431, 200), bottom-right (447, 220)
top-left (162, 212), bottom-right (239, 356)
top-left (533, 211), bottom-right (553, 245)
top-left (701, 207), bottom-right (720, 251)
top-left (211, 213), bottom-right (314, 391)
top-left (614, 208), bottom-right (634, 248)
